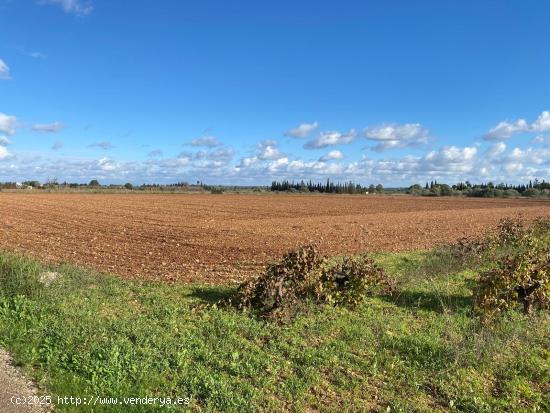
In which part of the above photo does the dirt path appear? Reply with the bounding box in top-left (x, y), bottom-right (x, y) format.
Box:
top-left (0, 349), bottom-right (49, 413)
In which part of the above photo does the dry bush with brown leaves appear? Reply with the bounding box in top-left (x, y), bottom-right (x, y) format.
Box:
top-left (474, 217), bottom-right (550, 316)
top-left (232, 245), bottom-right (395, 319)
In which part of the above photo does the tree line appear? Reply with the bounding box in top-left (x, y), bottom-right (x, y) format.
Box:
top-left (270, 179), bottom-right (383, 194)
top-left (2, 177), bottom-right (548, 198)
top-left (408, 179), bottom-right (550, 198)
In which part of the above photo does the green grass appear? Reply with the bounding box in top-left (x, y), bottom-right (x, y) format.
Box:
top-left (0, 249), bottom-right (548, 412)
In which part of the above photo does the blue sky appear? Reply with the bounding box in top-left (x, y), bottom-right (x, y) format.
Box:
top-left (0, 0), bottom-right (549, 185)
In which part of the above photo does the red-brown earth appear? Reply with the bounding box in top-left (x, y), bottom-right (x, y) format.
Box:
top-left (1, 193), bottom-right (548, 283)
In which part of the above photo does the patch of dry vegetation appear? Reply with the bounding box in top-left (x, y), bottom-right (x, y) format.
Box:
top-left (231, 245), bottom-right (396, 319)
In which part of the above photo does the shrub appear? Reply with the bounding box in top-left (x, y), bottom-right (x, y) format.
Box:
top-left (451, 236), bottom-right (489, 262)
top-left (475, 236), bottom-right (549, 315)
top-left (314, 254), bottom-right (396, 307)
top-left (407, 184), bottom-right (422, 196)
top-left (532, 216), bottom-right (550, 234)
top-left (475, 218), bottom-right (550, 316)
top-left (523, 188), bottom-right (541, 197)
top-left (494, 217), bottom-right (525, 246)
top-left (234, 245), bottom-right (322, 315)
top-left (439, 184), bottom-right (453, 196)
top-left (503, 189), bottom-right (520, 198)
top-left (232, 245), bottom-right (395, 318)
top-left (463, 216), bottom-right (541, 259)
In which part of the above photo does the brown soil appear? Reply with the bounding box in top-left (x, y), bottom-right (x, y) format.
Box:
top-left (1, 193), bottom-right (548, 283)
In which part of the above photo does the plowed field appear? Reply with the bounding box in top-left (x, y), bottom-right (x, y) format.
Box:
top-left (1, 193), bottom-right (549, 283)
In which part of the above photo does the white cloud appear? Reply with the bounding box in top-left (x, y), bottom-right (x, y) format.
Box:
top-left (484, 118), bottom-right (529, 140)
top-left (0, 130), bottom-right (548, 186)
top-left (485, 142), bottom-right (506, 159)
top-left (174, 152), bottom-right (192, 166)
top-left (422, 146), bottom-right (478, 173)
top-left (195, 147), bottom-right (234, 162)
top-left (476, 145), bottom-right (550, 181)
top-left (0, 59), bottom-right (10, 80)
top-left (503, 161), bottom-right (523, 174)
top-left (284, 122), bottom-right (319, 138)
top-left (532, 135), bottom-right (550, 146)
top-left (235, 140), bottom-right (286, 171)
top-left (364, 123), bottom-right (431, 151)
top-left (51, 141), bottom-right (64, 150)
top-left (266, 157), bottom-right (289, 173)
top-left (319, 150), bottom-right (344, 161)
top-left (26, 51), bottom-right (47, 59)
top-left (531, 111), bottom-right (550, 132)
top-left (506, 147), bottom-right (550, 166)
top-left (32, 121), bottom-right (64, 133)
top-left (97, 157), bottom-right (116, 171)
top-left (483, 110), bottom-right (550, 140)
top-left (235, 140), bottom-right (550, 185)
top-left (0, 135), bottom-right (10, 160)
top-left (0, 113), bottom-right (17, 136)
top-left (40, 0), bottom-right (93, 15)
top-left (237, 156), bottom-right (258, 168)
top-left (193, 159), bottom-right (229, 170)
top-left (304, 129), bottom-right (357, 149)
top-left (88, 141), bottom-right (113, 150)
top-left (0, 146), bottom-right (10, 160)
top-left (148, 150), bottom-right (163, 158)
top-left (166, 145), bottom-right (235, 171)
top-left (257, 140), bottom-right (283, 160)
top-left (231, 141), bottom-right (481, 184)
top-left (284, 159), bottom-right (346, 175)
top-left (189, 135), bottom-right (223, 148)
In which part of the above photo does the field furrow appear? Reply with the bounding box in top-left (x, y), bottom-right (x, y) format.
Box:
top-left (1, 193), bottom-right (549, 283)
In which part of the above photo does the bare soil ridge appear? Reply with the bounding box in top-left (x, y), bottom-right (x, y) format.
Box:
top-left (0, 193), bottom-right (548, 283)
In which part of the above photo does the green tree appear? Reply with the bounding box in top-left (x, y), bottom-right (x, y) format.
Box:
top-left (22, 180), bottom-right (41, 188)
top-left (439, 184), bottom-right (452, 196)
top-left (408, 184), bottom-right (422, 195)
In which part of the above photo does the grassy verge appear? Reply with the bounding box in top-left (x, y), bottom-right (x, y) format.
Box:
top-left (0, 249), bottom-right (548, 412)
